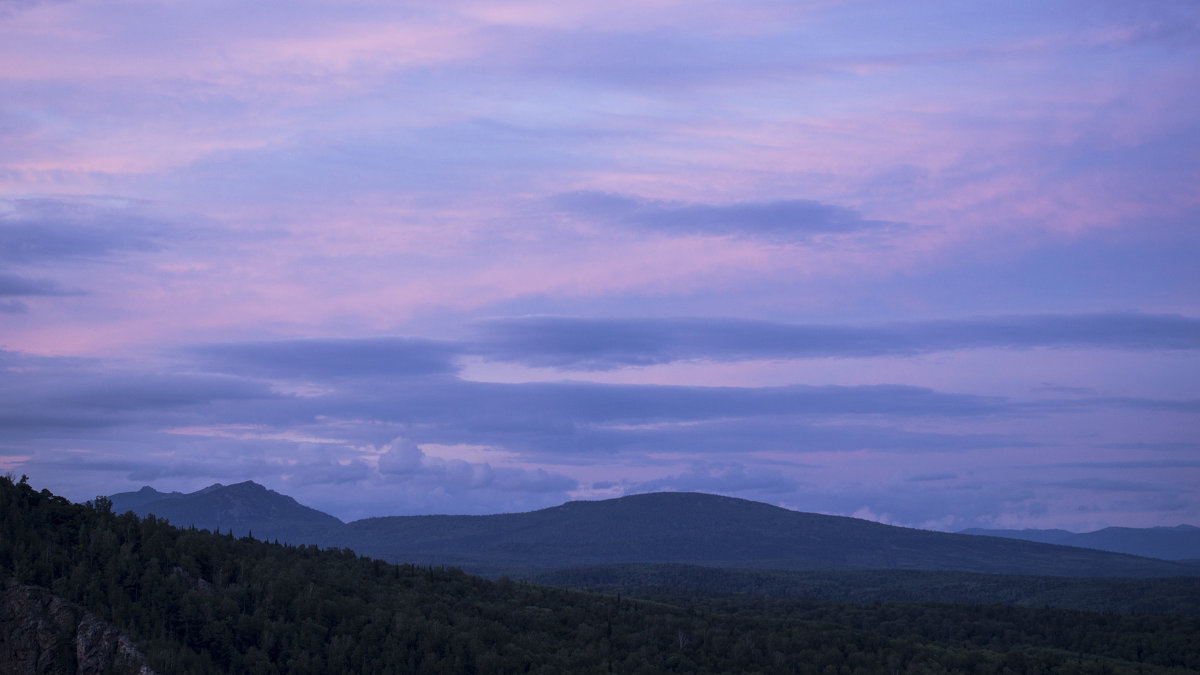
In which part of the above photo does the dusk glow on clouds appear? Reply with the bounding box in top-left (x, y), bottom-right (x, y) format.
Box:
top-left (2, 0), bottom-right (1198, 529)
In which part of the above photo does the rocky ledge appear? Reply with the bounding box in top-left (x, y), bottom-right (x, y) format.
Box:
top-left (0, 577), bottom-right (156, 675)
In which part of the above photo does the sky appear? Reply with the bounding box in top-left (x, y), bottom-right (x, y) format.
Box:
top-left (1, 0), bottom-right (1198, 531)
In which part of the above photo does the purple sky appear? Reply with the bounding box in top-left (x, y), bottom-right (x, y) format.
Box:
top-left (2, 0), bottom-right (1198, 530)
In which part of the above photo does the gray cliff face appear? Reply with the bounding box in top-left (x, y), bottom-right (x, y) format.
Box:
top-left (0, 578), bottom-right (157, 675)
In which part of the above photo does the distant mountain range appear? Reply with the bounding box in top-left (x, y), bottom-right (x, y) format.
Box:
top-left (109, 482), bottom-right (1198, 579)
top-left (109, 481), bottom-right (342, 545)
top-left (960, 525), bottom-right (1200, 561)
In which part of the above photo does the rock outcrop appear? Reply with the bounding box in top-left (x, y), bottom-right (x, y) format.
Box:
top-left (0, 578), bottom-right (157, 675)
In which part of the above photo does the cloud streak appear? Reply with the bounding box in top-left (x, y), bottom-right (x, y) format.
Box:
top-left (473, 313), bottom-right (1200, 369)
top-left (552, 192), bottom-right (897, 242)
top-left (0, 273), bottom-right (77, 297)
top-left (0, 198), bottom-right (164, 263)
top-left (190, 338), bottom-right (462, 379)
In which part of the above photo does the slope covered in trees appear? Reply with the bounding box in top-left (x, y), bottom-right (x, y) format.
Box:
top-left (531, 563), bottom-right (1200, 615)
top-left (5, 475), bottom-right (1200, 674)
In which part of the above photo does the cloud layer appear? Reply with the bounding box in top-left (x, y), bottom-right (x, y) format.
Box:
top-left (1, 0), bottom-right (1197, 529)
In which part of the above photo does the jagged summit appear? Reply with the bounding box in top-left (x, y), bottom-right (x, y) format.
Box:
top-left (109, 481), bottom-right (342, 544)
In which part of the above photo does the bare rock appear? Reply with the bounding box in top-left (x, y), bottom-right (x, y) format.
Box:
top-left (0, 578), bottom-right (157, 675)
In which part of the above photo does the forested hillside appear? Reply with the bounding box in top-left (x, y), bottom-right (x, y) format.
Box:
top-left (532, 563), bottom-right (1200, 615)
top-left (4, 475), bottom-right (1200, 674)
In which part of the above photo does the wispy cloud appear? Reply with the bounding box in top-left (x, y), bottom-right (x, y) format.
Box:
top-left (0, 198), bottom-right (164, 263)
top-left (1047, 478), bottom-right (1176, 494)
top-left (190, 338), bottom-right (463, 379)
top-left (0, 272), bottom-right (77, 297)
top-left (1044, 460), bottom-right (1200, 470)
top-left (552, 192), bottom-right (897, 242)
top-left (472, 313), bottom-right (1200, 369)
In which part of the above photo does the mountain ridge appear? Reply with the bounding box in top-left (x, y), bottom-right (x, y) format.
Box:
top-left (108, 485), bottom-right (185, 513)
top-left (109, 480), bottom-right (342, 544)
top-left (961, 524), bottom-right (1200, 561)
top-left (109, 483), bottom-right (1198, 578)
top-left (334, 490), bottom-right (1197, 577)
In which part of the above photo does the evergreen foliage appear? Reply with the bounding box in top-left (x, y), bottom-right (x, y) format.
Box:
top-left (3, 475), bottom-right (1198, 674)
top-left (532, 563), bottom-right (1200, 615)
